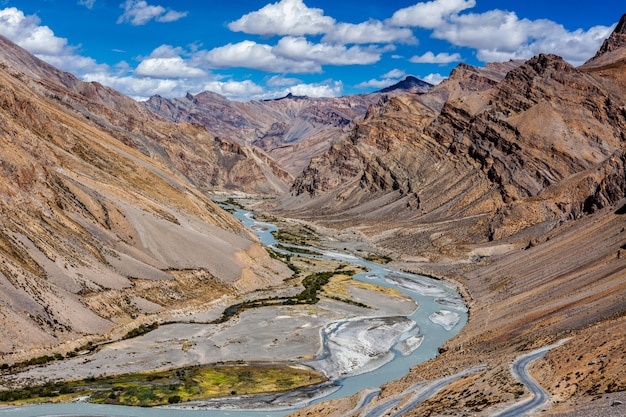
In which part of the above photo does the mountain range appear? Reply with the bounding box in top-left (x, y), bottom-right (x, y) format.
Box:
top-left (0, 12), bottom-right (625, 417)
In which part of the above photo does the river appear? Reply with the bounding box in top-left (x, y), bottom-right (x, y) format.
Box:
top-left (0, 208), bottom-right (467, 417)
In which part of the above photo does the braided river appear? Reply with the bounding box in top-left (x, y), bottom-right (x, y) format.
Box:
top-left (0, 208), bottom-right (467, 417)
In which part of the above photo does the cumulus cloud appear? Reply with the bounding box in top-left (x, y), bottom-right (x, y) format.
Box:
top-left (433, 10), bottom-right (613, 65)
top-left (322, 20), bottom-right (416, 45)
top-left (266, 75), bottom-right (301, 87)
top-left (0, 7), bottom-right (107, 75)
top-left (286, 80), bottom-right (343, 97)
top-left (135, 56), bottom-right (206, 78)
top-left (410, 51), bottom-right (461, 64)
top-left (202, 80), bottom-right (266, 101)
top-left (389, 0), bottom-right (476, 29)
top-left (198, 37), bottom-right (383, 74)
top-left (421, 73), bottom-right (446, 85)
top-left (200, 79), bottom-right (342, 101)
top-left (197, 40), bottom-right (321, 73)
top-left (228, 0), bottom-right (335, 36)
top-left (382, 69), bottom-right (407, 79)
top-left (117, 0), bottom-right (187, 26)
top-left (83, 71), bottom-right (186, 100)
top-left (275, 36), bottom-right (383, 66)
top-left (355, 69), bottom-right (407, 89)
top-left (0, 7), bottom-right (67, 55)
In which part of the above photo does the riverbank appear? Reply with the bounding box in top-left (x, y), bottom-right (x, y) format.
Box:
top-left (0, 204), bottom-right (469, 416)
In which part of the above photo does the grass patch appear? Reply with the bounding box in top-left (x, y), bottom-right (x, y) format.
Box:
top-left (274, 243), bottom-right (319, 256)
top-left (122, 322), bottom-right (159, 340)
top-left (364, 253), bottom-right (393, 264)
top-left (0, 364), bottom-right (325, 407)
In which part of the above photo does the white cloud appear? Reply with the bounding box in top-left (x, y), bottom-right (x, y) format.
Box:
top-left (410, 51), bottom-right (461, 64)
top-left (322, 20), bottom-right (416, 45)
top-left (0, 8), bottom-right (67, 55)
top-left (382, 69), bottom-right (406, 79)
top-left (39, 54), bottom-right (108, 75)
top-left (228, 0), bottom-right (335, 36)
top-left (274, 36), bottom-right (382, 66)
top-left (198, 37), bottom-right (383, 74)
top-left (117, 0), bottom-right (187, 26)
top-left (421, 73), bottom-right (446, 85)
top-left (78, 0), bottom-right (96, 9)
top-left (83, 72), bottom-right (186, 100)
top-left (355, 78), bottom-right (394, 89)
top-left (388, 0), bottom-right (476, 29)
top-left (197, 40), bottom-right (321, 73)
top-left (433, 10), bottom-right (613, 65)
top-left (136, 56), bottom-right (206, 78)
top-left (355, 69), bottom-right (407, 89)
top-left (202, 80), bottom-right (266, 101)
top-left (266, 75), bottom-right (301, 87)
top-left (0, 7), bottom-right (108, 75)
top-left (286, 80), bottom-right (343, 97)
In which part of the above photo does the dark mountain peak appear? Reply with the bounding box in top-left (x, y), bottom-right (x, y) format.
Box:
top-left (378, 76), bottom-right (433, 94)
top-left (265, 92), bottom-right (309, 101)
top-left (589, 14), bottom-right (626, 61)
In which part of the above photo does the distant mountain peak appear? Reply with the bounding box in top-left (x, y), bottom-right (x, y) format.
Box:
top-left (378, 76), bottom-right (433, 94)
top-left (265, 92), bottom-right (309, 101)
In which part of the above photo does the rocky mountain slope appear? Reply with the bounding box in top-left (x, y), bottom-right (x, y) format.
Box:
top-left (285, 15), bottom-right (626, 417)
top-left (144, 91), bottom-right (377, 175)
top-left (0, 35), bottom-right (292, 359)
top-left (144, 78), bottom-right (433, 175)
top-left (280, 32), bottom-right (625, 249)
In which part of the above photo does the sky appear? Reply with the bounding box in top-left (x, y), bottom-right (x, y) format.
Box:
top-left (0, 1), bottom-right (621, 101)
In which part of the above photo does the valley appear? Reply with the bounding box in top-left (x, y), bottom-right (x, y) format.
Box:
top-left (0, 10), bottom-right (625, 417)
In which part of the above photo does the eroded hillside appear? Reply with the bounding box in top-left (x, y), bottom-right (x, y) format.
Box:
top-left (284, 15), bottom-right (626, 417)
top-left (0, 35), bottom-right (292, 359)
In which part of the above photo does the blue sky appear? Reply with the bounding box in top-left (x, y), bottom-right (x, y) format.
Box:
top-left (0, 1), bottom-right (621, 101)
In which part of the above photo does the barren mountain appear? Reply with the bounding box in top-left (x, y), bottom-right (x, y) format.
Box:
top-left (0, 35), bottom-right (292, 358)
top-left (282, 45), bottom-right (625, 243)
top-left (285, 16), bottom-right (626, 417)
top-left (378, 75), bottom-right (433, 94)
top-left (144, 91), bottom-right (378, 175)
top-left (144, 79), bottom-right (432, 175)
top-left (0, 9), bottom-right (625, 416)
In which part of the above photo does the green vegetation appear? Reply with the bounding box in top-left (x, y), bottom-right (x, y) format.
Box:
top-left (267, 220), bottom-right (319, 246)
top-left (212, 268), bottom-right (360, 323)
top-left (122, 322), bottom-right (159, 340)
top-left (275, 243), bottom-right (318, 256)
top-left (223, 198), bottom-right (245, 209)
top-left (0, 364), bottom-right (325, 407)
top-left (266, 247), bottom-right (300, 274)
top-left (364, 253), bottom-right (393, 264)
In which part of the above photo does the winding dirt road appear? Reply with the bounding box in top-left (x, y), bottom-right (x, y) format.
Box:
top-left (494, 339), bottom-right (570, 417)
